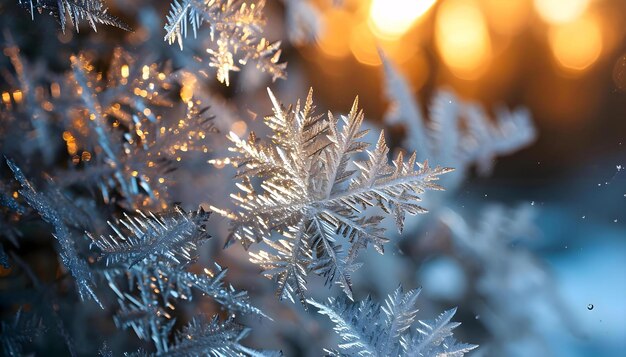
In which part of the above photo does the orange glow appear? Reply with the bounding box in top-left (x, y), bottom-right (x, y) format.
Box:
top-left (316, 9), bottom-right (353, 58)
top-left (549, 15), bottom-right (602, 73)
top-left (435, 0), bottom-right (491, 80)
top-left (231, 120), bottom-right (248, 137)
top-left (12, 90), bottom-right (23, 103)
top-left (121, 64), bottom-right (129, 78)
top-left (350, 22), bottom-right (381, 66)
top-left (50, 82), bottom-right (61, 98)
top-left (483, 0), bottom-right (530, 36)
top-left (534, 0), bottom-right (589, 25)
top-left (368, 0), bottom-right (436, 39)
top-left (180, 72), bottom-right (197, 102)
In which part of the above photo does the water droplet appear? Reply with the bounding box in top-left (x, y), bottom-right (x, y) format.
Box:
top-left (587, 304), bottom-right (594, 310)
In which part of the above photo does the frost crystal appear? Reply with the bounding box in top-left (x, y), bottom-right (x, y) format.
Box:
top-left (441, 205), bottom-right (567, 355)
top-left (6, 159), bottom-right (101, 307)
top-left (154, 316), bottom-right (276, 356)
top-left (381, 54), bottom-right (535, 189)
top-left (89, 206), bottom-right (212, 267)
top-left (16, 0), bottom-right (129, 32)
top-left (308, 287), bottom-right (477, 357)
top-left (282, 0), bottom-right (323, 44)
top-left (164, 0), bottom-right (286, 85)
top-left (0, 309), bottom-right (45, 357)
top-left (215, 89), bottom-right (452, 304)
top-left (90, 206), bottom-right (268, 354)
top-left (68, 52), bottom-right (216, 208)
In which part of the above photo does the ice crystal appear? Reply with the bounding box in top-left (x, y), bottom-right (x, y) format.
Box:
top-left (0, 182), bottom-right (25, 268)
top-left (164, 0), bottom-right (286, 85)
top-left (308, 286), bottom-right (477, 357)
top-left (153, 315), bottom-right (276, 356)
top-left (0, 309), bottom-right (45, 357)
top-left (16, 0), bottom-right (129, 32)
top-left (215, 89), bottom-right (452, 304)
top-left (0, 43), bottom-right (62, 165)
top-left (440, 204), bottom-right (569, 355)
top-left (6, 159), bottom-right (102, 306)
top-left (67, 52), bottom-right (216, 208)
top-left (381, 54), bottom-right (535, 189)
top-left (89, 206), bottom-right (212, 267)
top-left (282, 0), bottom-right (323, 44)
top-left (89, 206), bottom-right (267, 354)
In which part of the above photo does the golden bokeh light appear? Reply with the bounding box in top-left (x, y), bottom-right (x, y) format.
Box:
top-left (316, 9), bottom-right (353, 58)
top-left (350, 22), bottom-right (381, 66)
top-left (179, 72), bottom-right (197, 102)
top-left (534, 0), bottom-right (590, 25)
top-left (483, 0), bottom-right (530, 36)
top-left (230, 120), bottom-right (248, 137)
top-left (368, 0), bottom-right (437, 39)
top-left (549, 15), bottom-right (603, 73)
top-left (435, 0), bottom-right (492, 80)
top-left (121, 64), bottom-right (129, 78)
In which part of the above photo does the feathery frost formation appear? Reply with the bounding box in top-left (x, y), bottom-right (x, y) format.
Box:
top-left (381, 54), bottom-right (535, 189)
top-left (309, 287), bottom-right (477, 357)
top-left (68, 51), bottom-right (216, 209)
top-left (15, 0), bottom-right (285, 85)
top-left (164, 0), bottom-right (286, 85)
top-left (88, 207), bottom-right (271, 355)
top-left (16, 0), bottom-right (129, 32)
top-left (0, 309), bottom-right (45, 357)
top-left (215, 89), bottom-right (452, 304)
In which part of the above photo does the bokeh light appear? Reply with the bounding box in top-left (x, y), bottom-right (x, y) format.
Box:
top-left (534, 0), bottom-right (590, 25)
top-left (483, 0), bottom-right (531, 36)
top-left (435, 0), bottom-right (492, 80)
top-left (549, 15), bottom-right (603, 73)
top-left (316, 9), bottom-right (353, 58)
top-left (368, 0), bottom-right (437, 39)
top-left (350, 22), bottom-right (382, 66)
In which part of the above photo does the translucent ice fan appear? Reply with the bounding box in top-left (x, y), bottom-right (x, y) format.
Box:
top-left (214, 88), bottom-right (452, 304)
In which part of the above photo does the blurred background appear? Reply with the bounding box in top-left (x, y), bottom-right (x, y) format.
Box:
top-left (1, 0), bottom-right (625, 356)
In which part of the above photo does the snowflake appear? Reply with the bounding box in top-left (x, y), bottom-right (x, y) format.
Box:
top-left (214, 89), bottom-right (452, 304)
